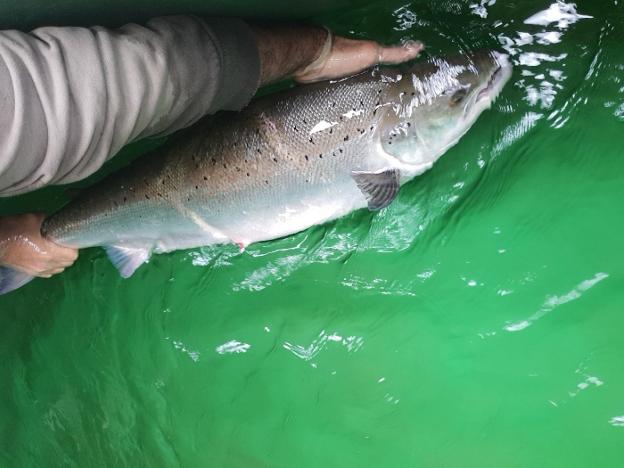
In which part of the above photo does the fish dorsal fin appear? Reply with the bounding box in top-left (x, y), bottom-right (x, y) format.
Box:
top-left (104, 245), bottom-right (151, 278)
top-left (351, 169), bottom-right (401, 211)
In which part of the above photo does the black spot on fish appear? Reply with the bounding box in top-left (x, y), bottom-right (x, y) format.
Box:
top-left (303, 118), bottom-right (307, 124)
top-left (304, 155), bottom-right (309, 161)
top-left (411, 92), bottom-right (415, 96)
top-left (294, 125), bottom-right (298, 131)
top-left (161, 180), bottom-right (166, 185)
top-left (378, 89), bottom-right (382, 94)
top-left (344, 135), bottom-right (349, 141)
top-left (265, 180), bottom-right (269, 184)
top-left (319, 154), bottom-right (323, 159)
top-left (203, 176), bottom-right (208, 180)
top-left (223, 163), bottom-right (227, 169)
top-left (329, 128), bottom-right (333, 134)
top-left (157, 192), bottom-right (162, 197)
top-left (339, 148), bottom-right (343, 153)
top-left (195, 185), bottom-right (198, 190)
top-left (211, 158), bottom-right (216, 165)
top-left (273, 158), bottom-right (278, 163)
top-left (257, 148), bottom-right (262, 154)
top-left (145, 194), bottom-right (150, 200)
top-left (370, 126), bottom-right (374, 131)
top-left (360, 100), bottom-right (364, 106)
top-left (236, 167), bottom-right (241, 172)
top-left (373, 109), bottom-right (377, 116)
top-left (246, 172), bottom-right (250, 177)
top-left (187, 197), bottom-right (190, 202)
top-left (309, 137), bottom-right (314, 143)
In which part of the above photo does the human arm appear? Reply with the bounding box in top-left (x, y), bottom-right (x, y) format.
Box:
top-left (252, 24), bottom-right (423, 84)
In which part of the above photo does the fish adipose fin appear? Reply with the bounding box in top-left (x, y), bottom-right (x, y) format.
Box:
top-left (105, 245), bottom-right (151, 278)
top-left (0, 266), bottom-right (35, 295)
top-left (352, 169), bottom-right (401, 211)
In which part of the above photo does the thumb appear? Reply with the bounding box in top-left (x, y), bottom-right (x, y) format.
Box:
top-left (378, 40), bottom-right (424, 65)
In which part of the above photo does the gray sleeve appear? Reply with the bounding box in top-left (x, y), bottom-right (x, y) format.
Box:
top-left (0, 15), bottom-right (260, 197)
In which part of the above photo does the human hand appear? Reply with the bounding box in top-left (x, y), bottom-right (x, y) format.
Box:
top-left (0, 213), bottom-right (78, 277)
top-left (294, 33), bottom-right (424, 83)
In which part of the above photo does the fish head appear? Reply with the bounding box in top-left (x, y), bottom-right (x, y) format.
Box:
top-left (380, 50), bottom-right (512, 170)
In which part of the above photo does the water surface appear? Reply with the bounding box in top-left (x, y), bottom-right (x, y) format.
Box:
top-left (1, 0), bottom-right (624, 466)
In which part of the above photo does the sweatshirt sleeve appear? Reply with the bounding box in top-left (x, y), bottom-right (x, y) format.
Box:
top-left (0, 15), bottom-right (261, 197)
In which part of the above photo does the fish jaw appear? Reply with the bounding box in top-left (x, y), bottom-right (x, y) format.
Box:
top-left (467, 51), bottom-right (513, 125)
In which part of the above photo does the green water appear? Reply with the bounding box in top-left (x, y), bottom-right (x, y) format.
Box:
top-left (1, 0), bottom-right (624, 466)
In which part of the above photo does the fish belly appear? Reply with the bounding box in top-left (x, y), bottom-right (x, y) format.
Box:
top-left (154, 176), bottom-right (367, 253)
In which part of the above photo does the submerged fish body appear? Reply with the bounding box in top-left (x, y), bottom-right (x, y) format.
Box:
top-left (0, 50), bottom-right (511, 293)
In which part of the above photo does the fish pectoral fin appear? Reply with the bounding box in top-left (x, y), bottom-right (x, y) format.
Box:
top-left (351, 168), bottom-right (401, 211)
top-left (0, 267), bottom-right (35, 295)
top-left (104, 245), bottom-right (151, 279)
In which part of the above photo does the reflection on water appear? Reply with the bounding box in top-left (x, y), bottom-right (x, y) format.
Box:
top-left (283, 330), bottom-right (364, 362)
top-left (523, 2), bottom-right (592, 27)
top-left (609, 416), bottom-right (624, 427)
top-left (504, 272), bottom-right (609, 331)
top-left (166, 336), bottom-right (201, 361)
top-left (215, 339), bottom-right (251, 354)
top-left (496, 1), bottom-right (593, 114)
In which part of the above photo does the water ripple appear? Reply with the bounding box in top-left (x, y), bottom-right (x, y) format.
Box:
top-left (283, 330), bottom-right (364, 362)
top-left (504, 272), bottom-right (609, 332)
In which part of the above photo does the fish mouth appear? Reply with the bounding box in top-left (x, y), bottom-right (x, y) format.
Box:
top-left (476, 53), bottom-right (512, 102)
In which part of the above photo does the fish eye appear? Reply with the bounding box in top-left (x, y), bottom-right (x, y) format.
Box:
top-left (450, 88), bottom-right (468, 106)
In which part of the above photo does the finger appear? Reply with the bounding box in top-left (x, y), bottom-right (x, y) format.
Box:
top-left (38, 267), bottom-right (65, 277)
top-left (42, 242), bottom-right (78, 263)
top-left (55, 248), bottom-right (78, 263)
top-left (378, 41), bottom-right (424, 65)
